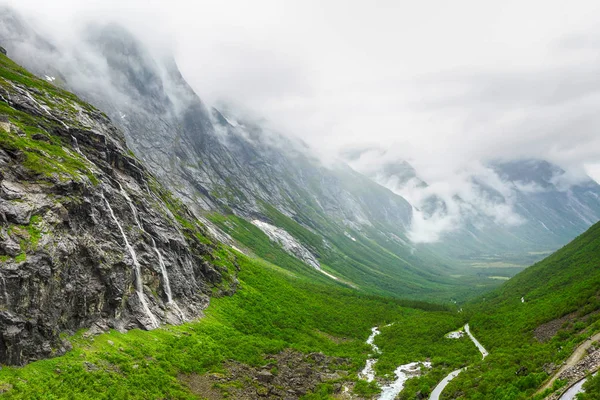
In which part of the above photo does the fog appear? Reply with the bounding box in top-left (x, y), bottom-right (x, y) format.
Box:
top-left (3, 0), bottom-right (600, 242)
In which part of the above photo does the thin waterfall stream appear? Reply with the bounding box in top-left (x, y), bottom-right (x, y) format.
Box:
top-left (117, 183), bottom-right (184, 322)
top-left (102, 193), bottom-right (159, 328)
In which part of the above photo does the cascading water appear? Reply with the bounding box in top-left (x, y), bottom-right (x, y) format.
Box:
top-left (359, 325), bottom-right (430, 399)
top-left (378, 361), bottom-right (431, 400)
top-left (0, 274), bottom-right (9, 304)
top-left (117, 183), bottom-right (184, 322)
top-left (102, 193), bottom-right (159, 329)
top-left (151, 237), bottom-right (185, 321)
top-left (360, 326), bottom-right (381, 382)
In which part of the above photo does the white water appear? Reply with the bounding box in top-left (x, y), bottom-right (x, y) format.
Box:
top-left (0, 275), bottom-right (8, 303)
top-left (430, 368), bottom-right (466, 400)
top-left (102, 193), bottom-right (159, 328)
top-left (560, 372), bottom-right (597, 400)
top-left (151, 237), bottom-right (185, 322)
top-left (378, 362), bottom-right (431, 400)
top-left (118, 183), bottom-right (143, 231)
top-left (360, 325), bottom-right (429, 398)
top-left (360, 327), bottom-right (382, 381)
top-left (117, 183), bottom-right (183, 320)
top-left (464, 323), bottom-right (489, 359)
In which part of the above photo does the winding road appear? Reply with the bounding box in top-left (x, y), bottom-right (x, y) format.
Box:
top-left (536, 332), bottom-right (600, 395)
top-left (429, 324), bottom-right (489, 400)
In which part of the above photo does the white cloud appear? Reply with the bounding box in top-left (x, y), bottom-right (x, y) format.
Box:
top-left (3, 0), bottom-right (600, 242)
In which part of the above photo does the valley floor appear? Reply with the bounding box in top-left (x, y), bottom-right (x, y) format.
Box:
top-left (0, 250), bottom-right (478, 399)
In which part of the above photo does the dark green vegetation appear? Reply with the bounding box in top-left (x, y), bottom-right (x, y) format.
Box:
top-left (0, 249), bottom-right (474, 399)
top-left (2, 43), bottom-right (600, 400)
top-left (0, 52), bottom-right (99, 184)
top-left (581, 373), bottom-right (600, 399)
top-left (441, 221), bottom-right (600, 399)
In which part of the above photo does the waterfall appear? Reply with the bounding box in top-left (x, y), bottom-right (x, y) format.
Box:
top-left (102, 193), bottom-right (159, 329)
top-left (117, 183), bottom-right (184, 322)
top-left (0, 274), bottom-right (9, 304)
top-left (151, 237), bottom-right (185, 321)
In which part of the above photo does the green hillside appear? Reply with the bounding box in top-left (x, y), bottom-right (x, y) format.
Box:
top-left (208, 206), bottom-right (493, 303)
top-left (0, 246), bottom-right (479, 399)
top-left (442, 221), bottom-right (600, 399)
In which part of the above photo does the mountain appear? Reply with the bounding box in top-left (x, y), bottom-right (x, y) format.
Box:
top-left (2, 8), bottom-right (598, 301)
top-left (0, 48), bottom-right (234, 365)
top-left (0, 11), bottom-right (474, 300)
top-left (347, 148), bottom-right (600, 276)
top-left (3, 9), bottom-right (600, 400)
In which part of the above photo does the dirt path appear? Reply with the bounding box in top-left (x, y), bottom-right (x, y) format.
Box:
top-left (537, 332), bottom-right (600, 394)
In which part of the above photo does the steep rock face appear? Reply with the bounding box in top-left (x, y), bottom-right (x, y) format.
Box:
top-left (0, 52), bottom-right (232, 365)
top-left (0, 15), bottom-right (413, 235)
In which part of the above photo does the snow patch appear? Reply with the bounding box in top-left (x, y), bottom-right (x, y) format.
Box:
top-left (44, 75), bottom-right (55, 82)
top-left (344, 231), bottom-right (357, 241)
top-left (252, 220), bottom-right (339, 280)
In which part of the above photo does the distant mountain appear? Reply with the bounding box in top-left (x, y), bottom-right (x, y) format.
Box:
top-left (3, 7), bottom-right (599, 299)
top-left (347, 148), bottom-right (600, 271)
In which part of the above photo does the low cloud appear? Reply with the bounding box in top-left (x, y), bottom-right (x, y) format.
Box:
top-left (3, 0), bottom-right (600, 244)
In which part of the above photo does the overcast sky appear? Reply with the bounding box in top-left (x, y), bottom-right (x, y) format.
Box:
top-left (6, 0), bottom-right (600, 184)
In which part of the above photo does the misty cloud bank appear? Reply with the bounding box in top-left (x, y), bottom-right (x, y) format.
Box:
top-left (2, 0), bottom-right (600, 244)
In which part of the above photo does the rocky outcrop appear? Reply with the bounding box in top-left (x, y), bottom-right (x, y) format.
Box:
top-left (0, 53), bottom-right (235, 365)
top-left (546, 346), bottom-right (600, 400)
top-left (180, 349), bottom-right (352, 399)
top-left (251, 219), bottom-right (321, 269)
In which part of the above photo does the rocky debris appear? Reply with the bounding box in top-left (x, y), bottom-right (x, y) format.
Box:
top-left (0, 114), bottom-right (9, 132)
top-left (543, 363), bottom-right (557, 375)
top-left (0, 54), bottom-right (236, 365)
top-left (0, 46), bottom-right (6, 55)
top-left (181, 349), bottom-right (352, 399)
top-left (536, 311), bottom-right (600, 343)
top-left (534, 312), bottom-right (577, 342)
top-left (546, 347), bottom-right (600, 399)
top-left (558, 347), bottom-right (600, 381)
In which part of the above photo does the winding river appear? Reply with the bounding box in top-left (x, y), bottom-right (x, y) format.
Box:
top-left (360, 323), bottom-right (489, 400)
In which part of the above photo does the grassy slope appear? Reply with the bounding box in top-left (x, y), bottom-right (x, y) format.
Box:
top-left (208, 205), bottom-right (480, 303)
top-left (442, 221), bottom-right (600, 399)
top-left (0, 51), bottom-right (478, 399)
top-left (0, 249), bottom-right (478, 399)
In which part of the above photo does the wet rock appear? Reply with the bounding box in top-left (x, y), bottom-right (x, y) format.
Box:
top-left (0, 54), bottom-right (235, 366)
top-left (0, 115), bottom-right (9, 132)
top-left (0, 233), bottom-right (21, 256)
top-left (84, 362), bottom-right (98, 371)
top-left (31, 132), bottom-right (50, 142)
